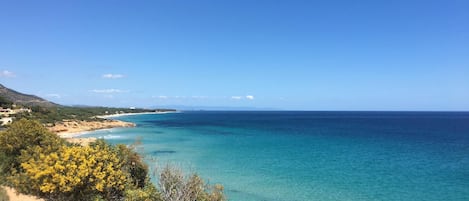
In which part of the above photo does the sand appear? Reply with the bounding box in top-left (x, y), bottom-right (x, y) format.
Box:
top-left (50, 119), bottom-right (135, 138)
top-left (3, 186), bottom-right (43, 201)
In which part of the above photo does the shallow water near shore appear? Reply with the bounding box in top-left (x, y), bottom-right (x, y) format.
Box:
top-left (80, 111), bottom-right (469, 201)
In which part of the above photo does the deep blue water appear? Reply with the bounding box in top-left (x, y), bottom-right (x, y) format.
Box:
top-left (81, 111), bottom-right (469, 201)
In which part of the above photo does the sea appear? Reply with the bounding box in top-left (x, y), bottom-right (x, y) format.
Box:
top-left (80, 111), bottom-right (469, 201)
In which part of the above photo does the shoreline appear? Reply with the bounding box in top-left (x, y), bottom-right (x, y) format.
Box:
top-left (96, 111), bottom-right (176, 119)
top-left (51, 119), bottom-right (136, 138)
top-left (48, 111), bottom-right (176, 145)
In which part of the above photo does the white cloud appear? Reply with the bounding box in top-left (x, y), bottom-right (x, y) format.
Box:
top-left (192, 96), bottom-right (208, 99)
top-left (0, 70), bottom-right (15, 78)
top-left (90, 89), bottom-right (128, 93)
top-left (45, 94), bottom-right (61, 99)
top-left (231, 95), bottom-right (254, 100)
top-left (154, 95), bottom-right (209, 100)
top-left (102, 74), bottom-right (124, 79)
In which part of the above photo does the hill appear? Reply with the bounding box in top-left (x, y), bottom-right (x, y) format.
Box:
top-left (0, 84), bottom-right (58, 107)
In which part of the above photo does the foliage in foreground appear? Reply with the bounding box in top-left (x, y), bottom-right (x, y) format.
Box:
top-left (0, 119), bottom-right (225, 201)
top-left (0, 119), bottom-right (64, 176)
top-left (0, 186), bottom-right (8, 201)
top-left (158, 165), bottom-right (225, 201)
top-left (18, 145), bottom-right (128, 200)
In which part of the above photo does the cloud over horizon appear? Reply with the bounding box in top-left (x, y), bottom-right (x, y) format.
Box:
top-left (153, 95), bottom-right (210, 100)
top-left (231, 95), bottom-right (255, 100)
top-left (154, 95), bottom-right (168, 99)
top-left (102, 74), bottom-right (124, 79)
top-left (90, 89), bottom-right (128, 93)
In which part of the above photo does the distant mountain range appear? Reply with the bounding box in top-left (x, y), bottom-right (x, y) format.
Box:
top-left (153, 105), bottom-right (278, 111)
top-left (0, 84), bottom-right (58, 107)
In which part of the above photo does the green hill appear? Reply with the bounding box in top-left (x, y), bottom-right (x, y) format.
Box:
top-left (0, 84), bottom-right (58, 107)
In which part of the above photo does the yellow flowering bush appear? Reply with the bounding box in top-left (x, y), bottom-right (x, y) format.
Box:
top-left (0, 119), bottom-right (226, 201)
top-left (20, 144), bottom-right (128, 200)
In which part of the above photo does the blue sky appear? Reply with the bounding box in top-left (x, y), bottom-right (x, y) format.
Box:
top-left (0, 0), bottom-right (468, 110)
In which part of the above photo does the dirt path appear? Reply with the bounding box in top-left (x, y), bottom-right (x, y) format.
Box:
top-left (3, 187), bottom-right (43, 201)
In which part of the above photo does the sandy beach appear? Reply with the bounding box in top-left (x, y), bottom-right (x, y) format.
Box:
top-left (49, 119), bottom-right (136, 138)
top-left (96, 111), bottom-right (176, 119)
top-left (47, 119), bottom-right (134, 145)
top-left (47, 111), bottom-right (175, 145)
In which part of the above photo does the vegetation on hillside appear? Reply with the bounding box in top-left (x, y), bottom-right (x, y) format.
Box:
top-left (0, 119), bottom-right (225, 201)
top-left (11, 106), bottom-right (175, 124)
top-left (0, 96), bottom-right (13, 108)
top-left (0, 83), bottom-right (176, 127)
top-left (0, 84), bottom-right (57, 108)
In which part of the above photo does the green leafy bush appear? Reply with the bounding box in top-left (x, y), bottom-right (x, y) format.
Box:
top-left (16, 106), bottom-right (174, 124)
top-left (0, 186), bottom-right (8, 201)
top-left (0, 119), bottom-right (64, 173)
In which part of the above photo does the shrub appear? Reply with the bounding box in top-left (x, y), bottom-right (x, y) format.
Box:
top-left (0, 119), bottom-right (226, 201)
top-left (0, 119), bottom-right (64, 185)
top-left (0, 119), bottom-right (63, 158)
top-left (0, 152), bottom-right (13, 185)
top-left (124, 181), bottom-right (161, 201)
top-left (158, 165), bottom-right (225, 201)
top-left (16, 144), bottom-right (128, 201)
top-left (0, 186), bottom-right (8, 201)
top-left (114, 140), bottom-right (149, 189)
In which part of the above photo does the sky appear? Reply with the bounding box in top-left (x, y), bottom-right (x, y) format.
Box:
top-left (0, 0), bottom-right (468, 111)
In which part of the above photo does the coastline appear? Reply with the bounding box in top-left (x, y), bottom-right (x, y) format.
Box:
top-left (48, 111), bottom-right (175, 145)
top-left (96, 111), bottom-right (176, 119)
top-left (47, 111), bottom-right (177, 145)
top-left (50, 119), bottom-right (136, 138)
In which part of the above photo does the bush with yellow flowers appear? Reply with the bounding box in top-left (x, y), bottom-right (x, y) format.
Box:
top-left (0, 119), bottom-right (226, 201)
top-left (18, 144), bottom-right (128, 200)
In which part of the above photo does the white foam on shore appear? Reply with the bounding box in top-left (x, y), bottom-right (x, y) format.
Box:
top-left (60, 128), bottom-right (114, 138)
top-left (97, 111), bottom-right (178, 119)
top-left (100, 134), bottom-right (123, 139)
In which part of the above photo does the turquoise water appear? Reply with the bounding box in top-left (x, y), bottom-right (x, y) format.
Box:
top-left (81, 111), bottom-right (469, 201)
